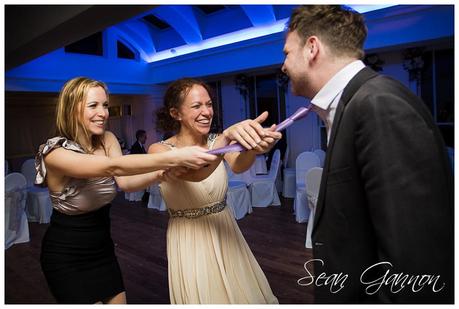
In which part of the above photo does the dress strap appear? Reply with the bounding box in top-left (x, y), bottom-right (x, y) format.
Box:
top-left (158, 140), bottom-right (176, 148)
top-left (207, 133), bottom-right (218, 150)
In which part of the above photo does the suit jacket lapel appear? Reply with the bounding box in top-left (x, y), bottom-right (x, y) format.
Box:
top-left (312, 67), bottom-right (378, 234)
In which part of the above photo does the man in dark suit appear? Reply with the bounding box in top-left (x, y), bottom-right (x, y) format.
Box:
top-left (281, 5), bottom-right (453, 303)
top-left (130, 129), bottom-right (148, 202)
top-left (130, 129), bottom-right (147, 154)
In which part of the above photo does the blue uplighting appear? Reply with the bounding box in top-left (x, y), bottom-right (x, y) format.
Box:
top-left (146, 4), bottom-right (396, 63)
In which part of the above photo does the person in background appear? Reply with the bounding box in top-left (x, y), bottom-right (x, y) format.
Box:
top-left (129, 129), bottom-right (149, 202)
top-left (281, 5), bottom-right (453, 303)
top-left (149, 77), bottom-right (281, 304)
top-left (35, 77), bottom-right (217, 304)
top-left (130, 129), bottom-right (147, 154)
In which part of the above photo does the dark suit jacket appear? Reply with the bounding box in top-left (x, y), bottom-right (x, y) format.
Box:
top-left (312, 67), bottom-right (454, 303)
top-left (130, 141), bottom-right (146, 154)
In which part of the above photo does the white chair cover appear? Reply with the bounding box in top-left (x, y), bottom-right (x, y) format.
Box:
top-left (282, 168), bottom-right (296, 198)
top-left (21, 159), bottom-right (52, 224)
top-left (249, 149), bottom-right (281, 207)
top-left (224, 162), bottom-right (252, 219)
top-left (282, 145), bottom-right (296, 198)
top-left (125, 190), bottom-right (145, 202)
top-left (293, 152), bottom-right (321, 223)
top-left (5, 172), bottom-right (30, 249)
top-left (227, 180), bottom-right (253, 220)
top-left (283, 145), bottom-right (290, 169)
top-left (253, 155), bottom-right (268, 174)
top-left (147, 183), bottom-right (166, 211)
top-left (305, 167), bottom-right (323, 248)
top-left (226, 162), bottom-right (254, 186)
top-left (313, 149), bottom-right (326, 167)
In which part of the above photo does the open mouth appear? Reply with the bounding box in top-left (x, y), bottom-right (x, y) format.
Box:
top-left (196, 119), bottom-right (211, 125)
top-left (92, 120), bottom-right (105, 127)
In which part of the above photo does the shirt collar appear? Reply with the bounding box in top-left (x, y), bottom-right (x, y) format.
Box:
top-left (311, 60), bottom-right (366, 110)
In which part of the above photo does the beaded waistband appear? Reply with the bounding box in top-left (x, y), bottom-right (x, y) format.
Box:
top-left (168, 200), bottom-right (226, 219)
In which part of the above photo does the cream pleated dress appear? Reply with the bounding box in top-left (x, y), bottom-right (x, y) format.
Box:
top-left (159, 136), bottom-right (278, 304)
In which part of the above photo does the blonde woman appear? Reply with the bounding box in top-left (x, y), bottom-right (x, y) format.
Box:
top-left (36, 77), bottom-right (217, 304)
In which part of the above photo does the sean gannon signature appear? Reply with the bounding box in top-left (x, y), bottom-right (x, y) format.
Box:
top-left (297, 259), bottom-right (445, 294)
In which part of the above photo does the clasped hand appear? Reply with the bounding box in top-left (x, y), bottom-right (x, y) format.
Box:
top-left (172, 146), bottom-right (217, 169)
top-left (222, 111), bottom-right (282, 154)
top-left (158, 146), bottom-right (216, 181)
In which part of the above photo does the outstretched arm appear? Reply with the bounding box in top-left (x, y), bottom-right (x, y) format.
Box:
top-left (159, 112), bottom-right (282, 182)
top-left (44, 131), bottom-right (217, 192)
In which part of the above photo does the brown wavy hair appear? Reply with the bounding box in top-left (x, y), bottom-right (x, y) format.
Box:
top-left (55, 77), bottom-right (109, 153)
top-left (288, 5), bottom-right (367, 60)
top-left (156, 78), bottom-right (214, 133)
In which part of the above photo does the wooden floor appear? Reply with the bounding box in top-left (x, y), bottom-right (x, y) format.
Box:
top-left (5, 192), bottom-right (314, 304)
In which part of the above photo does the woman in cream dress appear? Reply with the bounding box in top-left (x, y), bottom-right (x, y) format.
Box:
top-left (149, 78), bottom-right (281, 304)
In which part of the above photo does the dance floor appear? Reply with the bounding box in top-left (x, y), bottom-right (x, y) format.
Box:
top-left (5, 192), bottom-right (313, 304)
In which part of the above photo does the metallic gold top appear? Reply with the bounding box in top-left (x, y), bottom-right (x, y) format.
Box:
top-left (35, 137), bottom-right (117, 215)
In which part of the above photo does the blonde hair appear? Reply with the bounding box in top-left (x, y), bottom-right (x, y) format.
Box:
top-left (55, 77), bottom-right (109, 153)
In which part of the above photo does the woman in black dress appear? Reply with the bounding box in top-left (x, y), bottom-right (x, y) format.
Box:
top-left (35, 77), bottom-right (217, 304)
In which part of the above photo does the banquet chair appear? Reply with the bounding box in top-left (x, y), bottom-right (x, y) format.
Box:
top-left (21, 159), bottom-right (53, 224)
top-left (282, 145), bottom-right (296, 198)
top-left (313, 149), bottom-right (326, 167)
top-left (224, 162), bottom-right (252, 220)
top-left (272, 151), bottom-right (283, 193)
top-left (293, 152), bottom-right (321, 223)
top-left (253, 155), bottom-right (268, 175)
top-left (5, 172), bottom-right (30, 249)
top-left (147, 183), bottom-right (167, 211)
top-left (249, 149), bottom-right (281, 207)
top-left (125, 190), bottom-right (145, 202)
top-left (5, 160), bottom-right (9, 175)
top-left (304, 167), bottom-right (323, 248)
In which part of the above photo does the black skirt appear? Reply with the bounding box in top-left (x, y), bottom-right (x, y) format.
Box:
top-left (40, 204), bottom-right (125, 304)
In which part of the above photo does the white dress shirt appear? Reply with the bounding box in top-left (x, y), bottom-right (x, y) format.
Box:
top-left (311, 60), bottom-right (366, 144)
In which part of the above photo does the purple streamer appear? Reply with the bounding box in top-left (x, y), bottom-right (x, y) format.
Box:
top-left (208, 105), bottom-right (312, 155)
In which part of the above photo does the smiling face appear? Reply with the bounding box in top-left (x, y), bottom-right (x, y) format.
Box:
top-left (281, 30), bottom-right (311, 98)
top-left (174, 84), bottom-right (213, 136)
top-left (81, 86), bottom-right (109, 136)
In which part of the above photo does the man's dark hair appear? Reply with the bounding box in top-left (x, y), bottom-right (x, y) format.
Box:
top-left (135, 129), bottom-right (146, 140)
top-left (288, 5), bottom-right (367, 59)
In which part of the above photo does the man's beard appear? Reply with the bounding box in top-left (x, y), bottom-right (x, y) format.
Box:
top-left (291, 73), bottom-right (311, 98)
